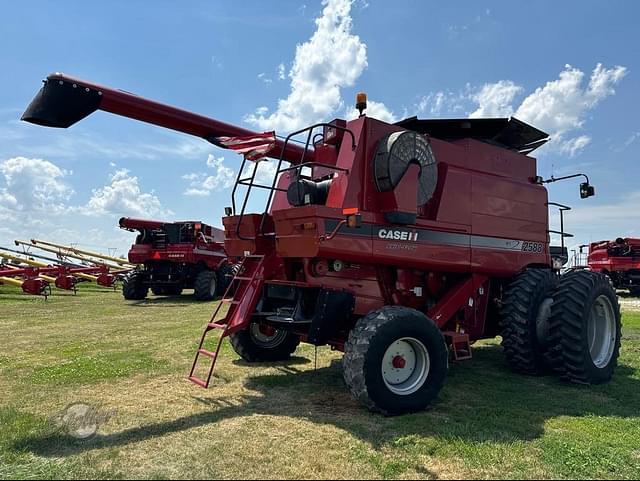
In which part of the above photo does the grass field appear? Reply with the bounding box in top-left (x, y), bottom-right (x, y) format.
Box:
top-left (1, 285), bottom-right (639, 479)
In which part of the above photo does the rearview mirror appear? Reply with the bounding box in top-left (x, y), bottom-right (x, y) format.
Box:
top-left (580, 182), bottom-right (595, 199)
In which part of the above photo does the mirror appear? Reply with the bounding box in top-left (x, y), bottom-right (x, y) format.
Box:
top-left (580, 182), bottom-right (595, 199)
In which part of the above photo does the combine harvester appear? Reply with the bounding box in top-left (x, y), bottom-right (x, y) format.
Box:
top-left (23, 72), bottom-right (621, 415)
top-left (118, 217), bottom-right (235, 301)
top-left (577, 238), bottom-right (640, 296)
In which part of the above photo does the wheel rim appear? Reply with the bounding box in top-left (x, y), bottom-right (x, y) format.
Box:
top-left (381, 337), bottom-right (430, 395)
top-left (588, 294), bottom-right (616, 368)
top-left (249, 324), bottom-right (287, 348)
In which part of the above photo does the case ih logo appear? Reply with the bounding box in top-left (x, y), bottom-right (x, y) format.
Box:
top-left (377, 229), bottom-right (419, 242)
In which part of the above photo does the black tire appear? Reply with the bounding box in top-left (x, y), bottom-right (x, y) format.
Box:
top-left (122, 272), bottom-right (148, 300)
top-left (547, 270), bottom-right (621, 384)
top-left (500, 268), bottom-right (557, 375)
top-left (343, 306), bottom-right (448, 416)
top-left (629, 287), bottom-right (640, 297)
top-left (194, 270), bottom-right (217, 301)
top-left (229, 323), bottom-right (300, 362)
top-left (216, 263), bottom-right (240, 295)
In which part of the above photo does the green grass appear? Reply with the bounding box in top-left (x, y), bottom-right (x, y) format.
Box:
top-left (1, 285), bottom-right (639, 479)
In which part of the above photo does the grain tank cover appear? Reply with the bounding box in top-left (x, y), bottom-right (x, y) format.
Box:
top-left (374, 130), bottom-right (438, 205)
top-left (395, 117), bottom-right (549, 154)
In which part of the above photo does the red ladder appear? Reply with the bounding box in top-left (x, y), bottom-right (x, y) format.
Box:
top-left (188, 255), bottom-right (265, 388)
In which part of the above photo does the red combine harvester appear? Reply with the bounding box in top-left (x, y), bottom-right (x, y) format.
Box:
top-left (119, 217), bottom-right (235, 300)
top-left (23, 73), bottom-right (622, 415)
top-left (583, 238), bottom-right (640, 296)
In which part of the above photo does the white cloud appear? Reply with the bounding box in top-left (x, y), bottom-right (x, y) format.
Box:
top-left (183, 154), bottom-right (235, 196)
top-left (345, 99), bottom-right (397, 123)
top-left (469, 80), bottom-right (523, 118)
top-left (613, 131), bottom-right (640, 153)
top-left (258, 73), bottom-right (273, 85)
top-left (245, 0), bottom-right (369, 133)
top-left (414, 91), bottom-right (467, 117)
top-left (0, 156), bottom-right (73, 214)
top-left (85, 169), bottom-right (171, 218)
top-left (559, 135), bottom-right (591, 157)
top-left (515, 64), bottom-right (626, 136)
top-left (277, 63), bottom-right (286, 80)
top-left (464, 63), bottom-right (627, 155)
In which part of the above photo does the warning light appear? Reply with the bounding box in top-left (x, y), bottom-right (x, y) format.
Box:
top-left (356, 92), bottom-right (367, 116)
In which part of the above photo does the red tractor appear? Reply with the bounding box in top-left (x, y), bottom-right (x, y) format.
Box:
top-left (119, 217), bottom-right (235, 301)
top-left (584, 237), bottom-right (640, 296)
top-left (23, 73), bottom-right (622, 415)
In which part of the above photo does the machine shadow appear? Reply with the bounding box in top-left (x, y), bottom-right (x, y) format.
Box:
top-left (16, 344), bottom-right (640, 458)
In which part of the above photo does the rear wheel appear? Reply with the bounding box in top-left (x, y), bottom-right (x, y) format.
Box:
top-left (343, 306), bottom-right (448, 415)
top-left (500, 268), bottom-right (557, 375)
top-left (548, 270), bottom-right (621, 384)
top-left (229, 323), bottom-right (300, 362)
top-left (194, 270), bottom-right (217, 301)
top-left (122, 272), bottom-right (148, 300)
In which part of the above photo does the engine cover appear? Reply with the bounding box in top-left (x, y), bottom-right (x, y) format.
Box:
top-left (373, 130), bottom-right (438, 205)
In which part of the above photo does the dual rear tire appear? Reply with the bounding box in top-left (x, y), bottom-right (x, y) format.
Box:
top-left (501, 269), bottom-right (621, 385)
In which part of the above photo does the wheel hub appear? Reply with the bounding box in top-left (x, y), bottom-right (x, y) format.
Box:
top-left (381, 337), bottom-right (430, 395)
top-left (588, 294), bottom-right (616, 368)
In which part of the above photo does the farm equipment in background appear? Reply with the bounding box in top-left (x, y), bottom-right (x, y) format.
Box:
top-left (23, 72), bottom-right (620, 415)
top-left (0, 250), bottom-right (122, 296)
top-left (26, 238), bottom-right (134, 269)
top-left (118, 217), bottom-right (236, 301)
top-left (584, 238), bottom-right (640, 296)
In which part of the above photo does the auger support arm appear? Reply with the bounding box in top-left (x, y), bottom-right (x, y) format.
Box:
top-left (22, 72), bottom-right (313, 164)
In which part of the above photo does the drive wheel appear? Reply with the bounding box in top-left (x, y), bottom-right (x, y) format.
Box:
top-left (500, 268), bottom-right (557, 375)
top-left (343, 306), bottom-right (448, 415)
top-left (229, 323), bottom-right (300, 362)
top-left (548, 270), bottom-right (621, 384)
top-left (122, 272), bottom-right (148, 300)
top-left (194, 270), bottom-right (217, 301)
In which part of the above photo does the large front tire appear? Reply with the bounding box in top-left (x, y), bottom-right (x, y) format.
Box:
top-left (122, 272), bottom-right (148, 300)
top-left (500, 268), bottom-right (557, 375)
top-left (194, 270), bottom-right (217, 301)
top-left (343, 306), bottom-right (448, 416)
top-left (548, 271), bottom-right (621, 384)
top-left (229, 323), bottom-right (300, 362)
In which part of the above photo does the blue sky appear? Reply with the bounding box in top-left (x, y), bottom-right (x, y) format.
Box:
top-left (0, 0), bottom-right (638, 258)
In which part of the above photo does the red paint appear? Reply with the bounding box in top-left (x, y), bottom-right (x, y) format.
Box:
top-left (392, 356), bottom-right (406, 369)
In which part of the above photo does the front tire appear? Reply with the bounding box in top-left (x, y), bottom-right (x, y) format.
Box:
top-left (194, 270), bottom-right (217, 301)
top-left (343, 306), bottom-right (448, 416)
top-left (229, 323), bottom-right (300, 362)
top-left (122, 272), bottom-right (148, 300)
top-left (548, 271), bottom-right (621, 384)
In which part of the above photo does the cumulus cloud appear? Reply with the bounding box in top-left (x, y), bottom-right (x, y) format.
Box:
top-left (469, 80), bottom-right (523, 118)
top-left (0, 156), bottom-right (73, 213)
top-left (345, 99), bottom-right (397, 123)
top-left (85, 169), bottom-right (171, 217)
top-left (466, 63), bottom-right (627, 155)
top-left (183, 154), bottom-right (235, 197)
top-left (245, 0), bottom-right (391, 132)
top-left (277, 63), bottom-right (286, 80)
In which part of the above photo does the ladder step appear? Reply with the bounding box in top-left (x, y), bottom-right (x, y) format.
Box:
top-left (233, 276), bottom-right (253, 281)
top-left (187, 376), bottom-right (208, 388)
top-left (198, 349), bottom-right (217, 359)
top-left (208, 321), bottom-right (227, 329)
top-left (221, 298), bottom-right (240, 304)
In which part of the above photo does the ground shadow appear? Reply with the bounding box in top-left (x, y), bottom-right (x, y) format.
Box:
top-left (15, 343), bottom-right (640, 458)
top-left (127, 295), bottom-right (219, 306)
